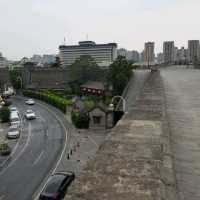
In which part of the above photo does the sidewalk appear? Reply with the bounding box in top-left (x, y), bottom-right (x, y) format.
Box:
top-left (55, 113), bottom-right (109, 176)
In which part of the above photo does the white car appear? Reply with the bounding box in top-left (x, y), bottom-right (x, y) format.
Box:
top-left (25, 99), bottom-right (35, 105)
top-left (7, 125), bottom-right (20, 139)
top-left (25, 109), bottom-right (36, 120)
top-left (10, 106), bottom-right (19, 113)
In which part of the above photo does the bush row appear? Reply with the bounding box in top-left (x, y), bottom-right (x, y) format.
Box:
top-left (23, 90), bottom-right (73, 113)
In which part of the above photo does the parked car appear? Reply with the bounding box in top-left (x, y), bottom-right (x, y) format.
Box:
top-left (39, 172), bottom-right (75, 200)
top-left (25, 109), bottom-right (36, 120)
top-left (25, 99), bottom-right (35, 105)
top-left (7, 124), bottom-right (20, 139)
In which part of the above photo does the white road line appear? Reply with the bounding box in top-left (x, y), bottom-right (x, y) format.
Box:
top-left (33, 102), bottom-right (68, 200)
top-left (33, 151), bottom-right (44, 166)
top-left (0, 122), bottom-right (32, 176)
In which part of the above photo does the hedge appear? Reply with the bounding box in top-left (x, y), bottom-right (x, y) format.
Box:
top-left (23, 90), bottom-right (73, 113)
top-left (0, 106), bottom-right (10, 123)
top-left (71, 111), bottom-right (90, 129)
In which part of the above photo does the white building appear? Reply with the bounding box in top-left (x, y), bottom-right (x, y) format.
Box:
top-left (59, 41), bottom-right (117, 67)
top-left (144, 42), bottom-right (155, 65)
top-left (188, 40), bottom-right (200, 63)
top-left (30, 54), bottom-right (56, 65)
top-left (163, 41), bottom-right (175, 64)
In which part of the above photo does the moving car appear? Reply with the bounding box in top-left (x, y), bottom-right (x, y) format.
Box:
top-left (39, 172), bottom-right (75, 200)
top-left (25, 109), bottom-right (36, 120)
top-left (10, 111), bottom-right (20, 127)
top-left (25, 99), bottom-right (35, 105)
top-left (10, 106), bottom-right (18, 113)
top-left (7, 124), bottom-right (20, 139)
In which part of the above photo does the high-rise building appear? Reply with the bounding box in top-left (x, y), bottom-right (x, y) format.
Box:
top-left (163, 41), bottom-right (175, 64)
top-left (117, 49), bottom-right (139, 62)
top-left (175, 47), bottom-right (187, 64)
top-left (188, 40), bottom-right (200, 63)
top-left (157, 53), bottom-right (164, 64)
top-left (132, 50), bottom-right (140, 62)
top-left (59, 41), bottom-right (117, 67)
top-left (117, 48), bottom-right (127, 57)
top-left (144, 42), bottom-right (155, 65)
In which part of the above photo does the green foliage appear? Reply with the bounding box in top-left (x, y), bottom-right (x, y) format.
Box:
top-left (108, 56), bottom-right (133, 95)
top-left (84, 100), bottom-right (95, 111)
top-left (71, 111), bottom-right (90, 129)
top-left (0, 106), bottom-right (10, 123)
top-left (51, 56), bottom-right (61, 67)
top-left (68, 55), bottom-right (104, 83)
top-left (23, 90), bottom-right (73, 113)
top-left (9, 69), bottom-right (23, 90)
top-left (0, 141), bottom-right (11, 156)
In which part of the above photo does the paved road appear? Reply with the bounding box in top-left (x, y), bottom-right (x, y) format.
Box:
top-left (161, 66), bottom-right (200, 200)
top-left (0, 97), bottom-right (67, 200)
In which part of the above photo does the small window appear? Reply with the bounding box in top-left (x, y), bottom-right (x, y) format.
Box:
top-left (93, 116), bottom-right (101, 124)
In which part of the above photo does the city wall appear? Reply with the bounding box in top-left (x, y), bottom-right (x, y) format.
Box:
top-left (64, 71), bottom-right (178, 200)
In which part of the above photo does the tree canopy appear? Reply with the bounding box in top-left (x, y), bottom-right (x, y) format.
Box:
top-left (108, 56), bottom-right (133, 95)
top-left (68, 55), bottom-right (103, 84)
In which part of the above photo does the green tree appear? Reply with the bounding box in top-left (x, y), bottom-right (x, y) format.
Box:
top-left (0, 106), bottom-right (10, 123)
top-left (108, 56), bottom-right (133, 95)
top-left (52, 56), bottom-right (61, 67)
top-left (9, 69), bottom-right (23, 90)
top-left (68, 55), bottom-right (103, 84)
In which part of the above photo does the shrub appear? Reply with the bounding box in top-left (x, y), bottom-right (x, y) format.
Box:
top-left (71, 111), bottom-right (90, 129)
top-left (0, 141), bottom-right (11, 156)
top-left (0, 106), bottom-right (10, 123)
top-left (23, 90), bottom-right (73, 113)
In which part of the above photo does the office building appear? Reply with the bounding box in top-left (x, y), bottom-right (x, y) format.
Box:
top-left (117, 49), bottom-right (139, 62)
top-left (163, 41), bottom-right (175, 64)
top-left (59, 41), bottom-right (117, 67)
top-left (188, 40), bottom-right (200, 63)
top-left (144, 42), bottom-right (155, 64)
top-left (157, 53), bottom-right (164, 64)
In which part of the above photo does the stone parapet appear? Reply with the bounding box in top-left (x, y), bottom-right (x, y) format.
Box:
top-left (64, 71), bottom-right (178, 200)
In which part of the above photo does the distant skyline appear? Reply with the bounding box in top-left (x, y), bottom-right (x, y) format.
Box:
top-left (0, 0), bottom-right (200, 60)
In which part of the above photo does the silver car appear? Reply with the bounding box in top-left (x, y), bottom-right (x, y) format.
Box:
top-left (7, 125), bottom-right (20, 139)
top-left (25, 109), bottom-right (36, 120)
top-left (25, 99), bottom-right (35, 105)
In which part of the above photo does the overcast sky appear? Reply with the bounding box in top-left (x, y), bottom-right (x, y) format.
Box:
top-left (0, 0), bottom-right (200, 60)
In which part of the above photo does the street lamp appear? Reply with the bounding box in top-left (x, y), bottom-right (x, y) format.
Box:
top-left (109, 96), bottom-right (126, 113)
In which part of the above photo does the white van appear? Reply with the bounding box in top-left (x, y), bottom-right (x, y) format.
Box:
top-left (10, 112), bottom-right (20, 127)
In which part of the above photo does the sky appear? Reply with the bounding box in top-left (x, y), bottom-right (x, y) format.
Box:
top-left (0, 0), bottom-right (200, 60)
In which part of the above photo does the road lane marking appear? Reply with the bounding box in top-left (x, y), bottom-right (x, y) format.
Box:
top-left (33, 151), bottom-right (44, 165)
top-left (0, 122), bottom-right (32, 176)
top-left (32, 101), bottom-right (68, 200)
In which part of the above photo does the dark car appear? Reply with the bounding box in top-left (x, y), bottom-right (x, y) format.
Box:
top-left (39, 172), bottom-right (75, 200)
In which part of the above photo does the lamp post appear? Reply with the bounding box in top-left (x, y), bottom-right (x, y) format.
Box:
top-left (109, 96), bottom-right (126, 113)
